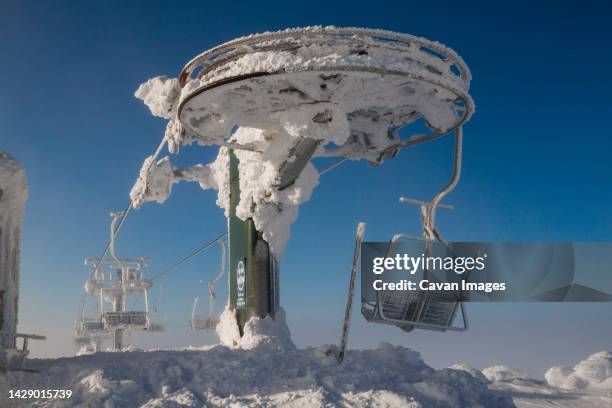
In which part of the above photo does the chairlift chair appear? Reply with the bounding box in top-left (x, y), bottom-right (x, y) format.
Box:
top-left (82, 212), bottom-right (165, 341)
top-left (360, 127), bottom-right (468, 333)
top-left (190, 238), bottom-right (226, 331)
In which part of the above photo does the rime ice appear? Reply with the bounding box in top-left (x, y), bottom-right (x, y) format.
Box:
top-left (130, 27), bottom-right (474, 257)
top-left (0, 151), bottom-right (27, 350)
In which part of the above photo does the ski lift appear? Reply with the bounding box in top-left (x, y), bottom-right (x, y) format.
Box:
top-left (190, 238), bottom-right (226, 331)
top-left (360, 127), bottom-right (468, 333)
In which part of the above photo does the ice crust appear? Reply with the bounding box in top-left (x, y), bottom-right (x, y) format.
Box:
top-left (545, 351), bottom-right (612, 390)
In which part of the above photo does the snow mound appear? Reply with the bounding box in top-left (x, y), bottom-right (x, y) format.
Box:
top-left (0, 343), bottom-right (513, 408)
top-left (216, 306), bottom-right (295, 351)
top-left (483, 365), bottom-right (531, 383)
top-left (545, 351), bottom-right (612, 390)
top-left (449, 363), bottom-right (489, 382)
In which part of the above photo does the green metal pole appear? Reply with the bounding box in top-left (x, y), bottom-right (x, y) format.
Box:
top-left (228, 150), bottom-right (277, 335)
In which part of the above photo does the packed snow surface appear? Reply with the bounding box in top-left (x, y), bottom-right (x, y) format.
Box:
top-left (1, 344), bottom-right (512, 408)
top-left (448, 358), bottom-right (612, 408)
top-left (2, 311), bottom-right (611, 408)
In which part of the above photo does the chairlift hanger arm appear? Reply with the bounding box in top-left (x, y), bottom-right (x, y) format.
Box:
top-left (426, 127), bottom-right (463, 235)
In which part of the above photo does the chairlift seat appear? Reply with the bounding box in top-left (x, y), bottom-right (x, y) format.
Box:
top-left (82, 321), bottom-right (105, 331)
top-left (147, 323), bottom-right (165, 332)
top-left (189, 316), bottom-right (219, 330)
top-left (74, 334), bottom-right (93, 346)
top-left (362, 289), bottom-right (466, 332)
top-left (190, 316), bottom-right (219, 331)
top-left (103, 311), bottom-right (148, 329)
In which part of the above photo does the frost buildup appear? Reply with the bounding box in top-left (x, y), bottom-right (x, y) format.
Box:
top-left (130, 27), bottom-right (473, 257)
top-left (0, 151), bottom-right (28, 349)
top-left (545, 351), bottom-right (612, 390)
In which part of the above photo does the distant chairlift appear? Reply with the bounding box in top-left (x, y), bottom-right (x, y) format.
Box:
top-left (190, 238), bottom-right (226, 331)
top-left (102, 211), bottom-right (165, 333)
top-left (83, 255), bottom-right (165, 333)
top-left (75, 212), bottom-right (165, 352)
top-left (360, 127), bottom-right (468, 333)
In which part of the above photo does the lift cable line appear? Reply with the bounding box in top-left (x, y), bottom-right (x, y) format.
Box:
top-left (92, 136), bottom-right (169, 273)
top-left (127, 232), bottom-right (228, 312)
top-left (149, 233), bottom-right (228, 282)
top-left (92, 200), bottom-right (132, 273)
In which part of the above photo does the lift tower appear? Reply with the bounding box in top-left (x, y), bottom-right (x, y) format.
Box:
top-left (131, 27), bottom-right (474, 335)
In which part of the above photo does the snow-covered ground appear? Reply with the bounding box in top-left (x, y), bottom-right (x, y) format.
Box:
top-left (1, 308), bottom-right (610, 407)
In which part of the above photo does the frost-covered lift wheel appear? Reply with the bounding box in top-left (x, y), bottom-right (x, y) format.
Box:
top-left (177, 27), bottom-right (473, 165)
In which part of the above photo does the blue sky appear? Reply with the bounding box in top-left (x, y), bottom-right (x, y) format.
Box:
top-left (1, 1), bottom-right (611, 377)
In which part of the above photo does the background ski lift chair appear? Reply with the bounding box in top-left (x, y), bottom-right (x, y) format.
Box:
top-left (100, 212), bottom-right (165, 333)
top-left (190, 238), bottom-right (226, 330)
top-left (361, 128), bottom-right (468, 333)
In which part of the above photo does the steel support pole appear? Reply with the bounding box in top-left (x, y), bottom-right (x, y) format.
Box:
top-left (228, 150), bottom-right (277, 335)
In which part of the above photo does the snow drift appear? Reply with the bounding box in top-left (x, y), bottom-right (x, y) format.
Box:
top-left (449, 363), bottom-right (489, 383)
top-left (482, 366), bottom-right (531, 383)
top-left (1, 342), bottom-right (512, 408)
top-left (545, 351), bottom-right (612, 390)
top-left (216, 306), bottom-right (295, 352)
